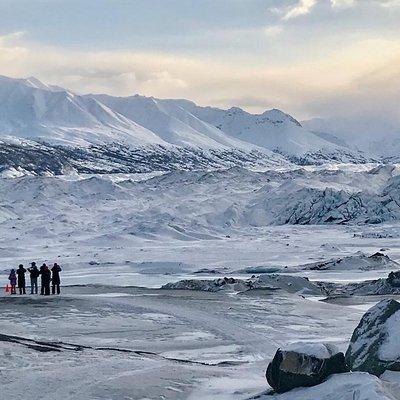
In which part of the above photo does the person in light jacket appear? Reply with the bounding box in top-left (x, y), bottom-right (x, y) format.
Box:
top-left (8, 269), bottom-right (17, 295)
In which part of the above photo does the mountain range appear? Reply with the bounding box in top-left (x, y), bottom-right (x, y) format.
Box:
top-left (0, 75), bottom-right (381, 175)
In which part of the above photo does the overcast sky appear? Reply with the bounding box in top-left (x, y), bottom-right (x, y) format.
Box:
top-left (0, 0), bottom-right (399, 121)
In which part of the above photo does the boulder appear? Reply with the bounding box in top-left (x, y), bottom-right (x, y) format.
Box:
top-left (266, 342), bottom-right (349, 393)
top-left (346, 299), bottom-right (400, 376)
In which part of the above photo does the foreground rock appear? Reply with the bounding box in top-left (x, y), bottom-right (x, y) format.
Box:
top-left (346, 299), bottom-right (400, 376)
top-left (266, 342), bottom-right (348, 393)
top-left (260, 372), bottom-right (400, 400)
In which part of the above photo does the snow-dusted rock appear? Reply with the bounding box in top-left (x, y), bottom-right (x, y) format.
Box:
top-left (301, 252), bottom-right (400, 272)
top-left (161, 277), bottom-right (247, 292)
top-left (255, 274), bottom-right (324, 296)
top-left (260, 372), bottom-right (400, 399)
top-left (387, 271), bottom-right (400, 287)
top-left (266, 342), bottom-right (349, 393)
top-left (341, 271), bottom-right (400, 296)
top-left (346, 299), bottom-right (400, 376)
top-left (322, 268), bottom-right (400, 297)
top-left (161, 275), bottom-right (324, 295)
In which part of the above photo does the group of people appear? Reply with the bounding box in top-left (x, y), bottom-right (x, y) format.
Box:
top-left (8, 262), bottom-right (62, 296)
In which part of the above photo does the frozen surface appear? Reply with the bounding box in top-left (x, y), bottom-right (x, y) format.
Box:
top-left (0, 287), bottom-right (366, 400)
top-left (2, 168), bottom-right (400, 398)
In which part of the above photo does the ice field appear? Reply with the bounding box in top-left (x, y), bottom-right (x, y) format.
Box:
top-left (2, 166), bottom-right (400, 399)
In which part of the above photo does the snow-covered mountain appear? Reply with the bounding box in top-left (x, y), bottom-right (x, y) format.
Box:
top-left (90, 94), bottom-right (258, 150)
top-left (0, 75), bottom-right (375, 174)
top-left (0, 75), bottom-right (165, 147)
top-left (92, 93), bottom-right (371, 163)
top-left (168, 101), bottom-right (345, 154)
top-left (303, 116), bottom-right (400, 161)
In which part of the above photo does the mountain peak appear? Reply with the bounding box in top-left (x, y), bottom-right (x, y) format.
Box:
top-left (262, 108), bottom-right (302, 127)
top-left (227, 106), bottom-right (247, 115)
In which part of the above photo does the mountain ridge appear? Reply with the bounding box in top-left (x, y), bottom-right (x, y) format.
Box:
top-left (0, 75), bottom-right (377, 175)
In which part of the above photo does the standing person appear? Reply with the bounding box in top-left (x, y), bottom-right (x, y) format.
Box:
top-left (8, 269), bottom-right (17, 295)
top-left (51, 263), bottom-right (62, 295)
top-left (42, 265), bottom-right (51, 296)
top-left (28, 262), bottom-right (40, 294)
top-left (16, 264), bottom-right (26, 295)
top-left (39, 263), bottom-right (47, 295)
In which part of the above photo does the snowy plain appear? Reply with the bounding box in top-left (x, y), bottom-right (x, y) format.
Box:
top-left (2, 164), bottom-right (400, 399)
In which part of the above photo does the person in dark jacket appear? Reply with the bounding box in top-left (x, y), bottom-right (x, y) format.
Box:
top-left (39, 263), bottom-right (47, 295)
top-left (8, 269), bottom-right (17, 295)
top-left (41, 265), bottom-right (51, 296)
top-left (28, 262), bottom-right (40, 294)
top-left (51, 263), bottom-right (62, 295)
top-left (16, 264), bottom-right (26, 295)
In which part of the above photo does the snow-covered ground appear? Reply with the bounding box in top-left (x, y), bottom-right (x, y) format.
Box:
top-left (0, 284), bottom-right (377, 399)
top-left (2, 167), bottom-right (400, 399)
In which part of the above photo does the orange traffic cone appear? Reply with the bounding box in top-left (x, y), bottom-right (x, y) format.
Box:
top-left (5, 284), bottom-right (10, 293)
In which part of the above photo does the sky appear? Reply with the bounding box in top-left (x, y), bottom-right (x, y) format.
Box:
top-left (0, 0), bottom-right (399, 122)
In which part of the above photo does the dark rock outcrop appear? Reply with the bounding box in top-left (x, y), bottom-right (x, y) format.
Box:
top-left (387, 271), bottom-right (400, 287)
top-left (346, 299), bottom-right (400, 376)
top-left (266, 342), bottom-right (349, 393)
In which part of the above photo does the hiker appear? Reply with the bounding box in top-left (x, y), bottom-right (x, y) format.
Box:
top-left (28, 262), bottom-right (40, 294)
top-left (41, 265), bottom-right (51, 296)
top-left (8, 269), bottom-right (17, 295)
top-left (16, 264), bottom-right (26, 295)
top-left (39, 263), bottom-right (47, 295)
top-left (51, 263), bottom-right (62, 295)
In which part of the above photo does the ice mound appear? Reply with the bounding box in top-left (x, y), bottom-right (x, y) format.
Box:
top-left (300, 252), bottom-right (399, 272)
top-left (162, 275), bottom-right (324, 295)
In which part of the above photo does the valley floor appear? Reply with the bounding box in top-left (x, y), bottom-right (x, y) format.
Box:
top-left (2, 222), bottom-right (400, 399)
top-left (0, 285), bottom-right (378, 400)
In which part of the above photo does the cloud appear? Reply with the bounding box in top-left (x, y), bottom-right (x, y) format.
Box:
top-left (0, 32), bottom-right (399, 123)
top-left (282, 0), bottom-right (318, 21)
top-left (306, 53), bottom-right (400, 120)
top-left (378, 0), bottom-right (400, 7)
top-left (264, 25), bottom-right (284, 37)
top-left (278, 0), bottom-right (357, 21)
top-left (330, 0), bottom-right (357, 8)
